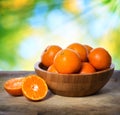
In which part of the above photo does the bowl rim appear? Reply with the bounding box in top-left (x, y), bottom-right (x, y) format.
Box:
top-left (34, 61), bottom-right (115, 76)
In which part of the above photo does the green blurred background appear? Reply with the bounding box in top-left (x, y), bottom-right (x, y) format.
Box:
top-left (0, 0), bottom-right (120, 70)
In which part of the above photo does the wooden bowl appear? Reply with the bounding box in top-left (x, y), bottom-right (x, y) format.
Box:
top-left (34, 62), bottom-right (114, 97)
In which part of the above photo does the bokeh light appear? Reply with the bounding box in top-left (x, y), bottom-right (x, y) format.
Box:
top-left (0, 0), bottom-right (120, 70)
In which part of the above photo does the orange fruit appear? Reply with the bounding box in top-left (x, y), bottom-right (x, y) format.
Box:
top-left (41, 45), bottom-right (62, 67)
top-left (67, 43), bottom-right (88, 62)
top-left (84, 44), bottom-right (93, 54)
top-left (47, 64), bottom-right (58, 73)
top-left (79, 62), bottom-right (96, 74)
top-left (53, 48), bottom-right (82, 74)
top-left (88, 47), bottom-right (112, 70)
top-left (4, 77), bottom-right (25, 96)
top-left (22, 75), bottom-right (48, 101)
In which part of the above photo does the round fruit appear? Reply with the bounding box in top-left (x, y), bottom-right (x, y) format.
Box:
top-left (47, 64), bottom-right (58, 73)
top-left (4, 77), bottom-right (25, 96)
top-left (88, 47), bottom-right (112, 70)
top-left (22, 75), bottom-right (48, 101)
top-left (41, 45), bottom-right (62, 67)
top-left (53, 48), bottom-right (82, 74)
top-left (84, 44), bottom-right (93, 54)
top-left (79, 62), bottom-right (96, 74)
top-left (67, 43), bottom-right (87, 62)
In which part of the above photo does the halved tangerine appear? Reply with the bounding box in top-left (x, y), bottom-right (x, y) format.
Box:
top-left (4, 77), bottom-right (25, 96)
top-left (22, 75), bottom-right (48, 101)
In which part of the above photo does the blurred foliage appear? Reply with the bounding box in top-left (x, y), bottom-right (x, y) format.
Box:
top-left (0, 0), bottom-right (37, 69)
top-left (0, 0), bottom-right (64, 70)
top-left (0, 0), bottom-right (120, 70)
top-left (102, 0), bottom-right (120, 13)
top-left (99, 28), bottom-right (120, 69)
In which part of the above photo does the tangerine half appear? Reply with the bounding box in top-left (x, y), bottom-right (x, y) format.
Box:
top-left (22, 75), bottom-right (48, 101)
top-left (4, 77), bottom-right (25, 96)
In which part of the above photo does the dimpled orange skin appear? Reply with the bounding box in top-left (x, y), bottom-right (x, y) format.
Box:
top-left (47, 64), bottom-right (58, 73)
top-left (79, 62), bottom-right (96, 74)
top-left (84, 45), bottom-right (93, 54)
top-left (53, 48), bottom-right (82, 74)
top-left (88, 47), bottom-right (112, 70)
top-left (67, 43), bottom-right (88, 62)
top-left (41, 45), bottom-right (62, 67)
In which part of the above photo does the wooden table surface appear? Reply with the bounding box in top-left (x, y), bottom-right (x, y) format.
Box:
top-left (0, 71), bottom-right (120, 115)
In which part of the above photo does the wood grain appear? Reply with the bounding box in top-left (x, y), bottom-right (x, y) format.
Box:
top-left (0, 70), bottom-right (120, 115)
top-left (35, 62), bottom-right (114, 97)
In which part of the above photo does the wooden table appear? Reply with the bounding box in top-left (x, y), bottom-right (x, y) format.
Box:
top-left (0, 71), bottom-right (120, 115)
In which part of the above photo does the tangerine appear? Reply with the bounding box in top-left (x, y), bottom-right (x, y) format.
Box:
top-left (22, 75), bottom-right (48, 101)
top-left (47, 64), bottom-right (58, 73)
top-left (4, 77), bottom-right (25, 96)
top-left (79, 62), bottom-right (96, 74)
top-left (41, 45), bottom-right (62, 67)
top-left (67, 43), bottom-right (87, 62)
top-left (84, 44), bottom-right (93, 54)
top-left (88, 47), bottom-right (112, 70)
top-left (53, 48), bottom-right (82, 74)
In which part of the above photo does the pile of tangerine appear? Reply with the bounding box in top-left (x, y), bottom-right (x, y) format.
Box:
top-left (41, 43), bottom-right (112, 74)
top-left (4, 42), bottom-right (112, 101)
